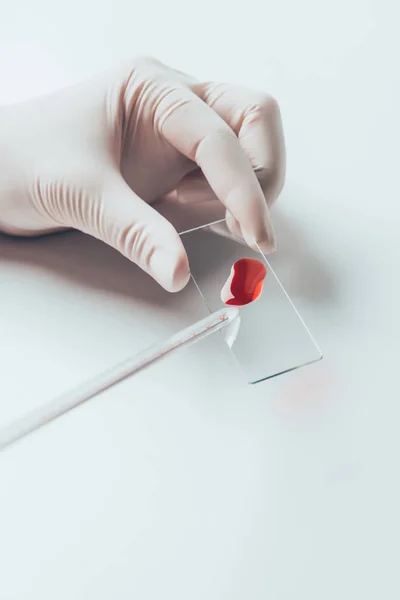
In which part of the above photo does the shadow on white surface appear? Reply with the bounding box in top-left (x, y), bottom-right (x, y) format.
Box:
top-left (269, 208), bottom-right (338, 305)
top-left (0, 229), bottom-right (174, 307)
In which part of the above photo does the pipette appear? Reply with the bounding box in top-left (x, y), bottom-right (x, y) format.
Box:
top-left (0, 305), bottom-right (239, 451)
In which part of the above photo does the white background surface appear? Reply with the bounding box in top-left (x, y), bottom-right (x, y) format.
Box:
top-left (0, 1), bottom-right (399, 599)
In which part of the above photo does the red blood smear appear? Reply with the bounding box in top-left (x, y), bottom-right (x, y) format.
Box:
top-left (221, 258), bottom-right (267, 306)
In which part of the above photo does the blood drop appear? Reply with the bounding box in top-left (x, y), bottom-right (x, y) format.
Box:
top-left (221, 258), bottom-right (267, 306)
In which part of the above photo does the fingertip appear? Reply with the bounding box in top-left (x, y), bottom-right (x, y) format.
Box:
top-left (259, 212), bottom-right (277, 254)
top-left (149, 244), bottom-right (190, 292)
top-left (225, 210), bottom-right (243, 240)
top-left (256, 235), bottom-right (277, 255)
top-left (169, 249), bottom-right (191, 292)
top-left (252, 204), bottom-right (277, 255)
top-left (225, 208), bottom-right (277, 255)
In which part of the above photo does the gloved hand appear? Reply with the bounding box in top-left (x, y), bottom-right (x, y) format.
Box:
top-left (0, 56), bottom-right (285, 292)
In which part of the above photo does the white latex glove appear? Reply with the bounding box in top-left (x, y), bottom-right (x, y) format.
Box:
top-left (0, 56), bottom-right (285, 292)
